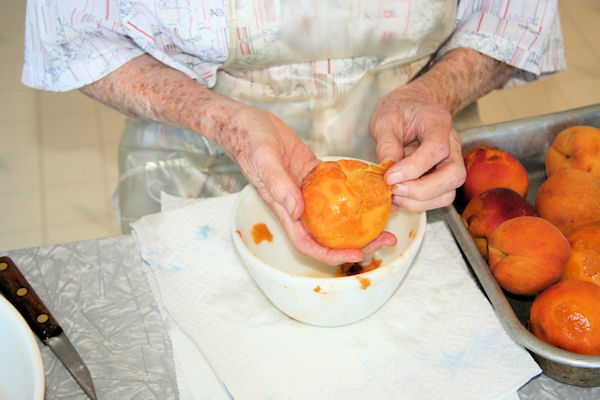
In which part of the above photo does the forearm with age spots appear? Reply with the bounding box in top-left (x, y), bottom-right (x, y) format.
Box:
top-left (80, 54), bottom-right (244, 149)
top-left (394, 48), bottom-right (514, 115)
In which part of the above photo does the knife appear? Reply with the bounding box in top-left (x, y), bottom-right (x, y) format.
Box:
top-left (0, 256), bottom-right (97, 400)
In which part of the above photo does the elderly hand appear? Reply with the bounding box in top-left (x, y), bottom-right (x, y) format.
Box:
top-left (368, 48), bottom-right (515, 211)
top-left (223, 106), bottom-right (397, 265)
top-left (82, 49), bottom-right (512, 264)
top-left (81, 55), bottom-right (395, 265)
top-left (369, 93), bottom-right (465, 211)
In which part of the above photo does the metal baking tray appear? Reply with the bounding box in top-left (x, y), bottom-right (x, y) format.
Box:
top-left (442, 103), bottom-right (600, 387)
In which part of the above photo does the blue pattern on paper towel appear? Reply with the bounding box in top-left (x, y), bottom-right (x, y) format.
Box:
top-left (197, 224), bottom-right (211, 238)
top-left (139, 223), bottom-right (216, 272)
top-left (140, 249), bottom-right (189, 272)
top-left (436, 347), bottom-right (475, 377)
top-left (352, 358), bottom-right (419, 399)
top-left (139, 253), bottom-right (151, 267)
top-left (435, 329), bottom-right (507, 378)
top-left (223, 383), bottom-right (235, 399)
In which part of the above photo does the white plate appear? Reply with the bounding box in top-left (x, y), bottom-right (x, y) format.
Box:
top-left (0, 295), bottom-right (45, 400)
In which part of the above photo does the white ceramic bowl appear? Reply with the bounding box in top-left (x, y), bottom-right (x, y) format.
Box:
top-left (231, 166), bottom-right (426, 327)
top-left (0, 295), bottom-right (45, 400)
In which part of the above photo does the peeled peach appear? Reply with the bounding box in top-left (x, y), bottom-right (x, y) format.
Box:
top-left (535, 169), bottom-right (600, 237)
top-left (462, 145), bottom-right (529, 203)
top-left (561, 225), bottom-right (600, 287)
top-left (300, 159), bottom-right (393, 249)
top-left (529, 280), bottom-right (600, 355)
top-left (545, 125), bottom-right (600, 179)
top-left (462, 188), bottom-right (538, 259)
top-left (488, 216), bottom-right (571, 296)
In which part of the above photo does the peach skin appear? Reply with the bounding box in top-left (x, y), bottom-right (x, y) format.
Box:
top-left (462, 145), bottom-right (529, 203)
top-left (461, 187), bottom-right (537, 259)
top-left (545, 125), bottom-right (600, 179)
top-left (488, 216), bottom-right (571, 296)
top-left (535, 169), bottom-right (600, 237)
top-left (561, 224), bottom-right (600, 288)
top-left (529, 280), bottom-right (600, 355)
top-left (301, 159), bottom-right (393, 249)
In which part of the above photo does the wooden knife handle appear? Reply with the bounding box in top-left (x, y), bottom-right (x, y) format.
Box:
top-left (0, 256), bottom-right (63, 342)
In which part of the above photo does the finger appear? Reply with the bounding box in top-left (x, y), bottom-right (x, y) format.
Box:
top-left (391, 159), bottom-right (464, 201)
top-left (385, 123), bottom-right (450, 185)
top-left (391, 128), bottom-right (464, 201)
top-left (255, 149), bottom-right (307, 220)
top-left (268, 113), bottom-right (321, 186)
top-left (393, 190), bottom-right (457, 211)
top-left (370, 105), bottom-right (406, 163)
top-left (361, 231), bottom-right (397, 254)
top-left (289, 151), bottom-right (320, 187)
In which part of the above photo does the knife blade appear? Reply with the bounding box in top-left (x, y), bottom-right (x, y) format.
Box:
top-left (0, 256), bottom-right (97, 400)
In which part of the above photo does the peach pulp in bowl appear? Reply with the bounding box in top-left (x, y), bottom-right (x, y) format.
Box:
top-left (231, 161), bottom-right (426, 327)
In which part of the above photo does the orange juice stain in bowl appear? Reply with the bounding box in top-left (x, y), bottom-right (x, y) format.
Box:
top-left (336, 257), bottom-right (382, 277)
top-left (251, 223), bottom-right (273, 244)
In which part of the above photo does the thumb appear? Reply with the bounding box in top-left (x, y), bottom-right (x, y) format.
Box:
top-left (260, 160), bottom-right (305, 220)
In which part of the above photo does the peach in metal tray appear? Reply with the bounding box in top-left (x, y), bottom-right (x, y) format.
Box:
top-left (443, 104), bottom-right (600, 387)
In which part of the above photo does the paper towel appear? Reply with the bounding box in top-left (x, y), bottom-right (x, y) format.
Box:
top-left (132, 192), bottom-right (541, 400)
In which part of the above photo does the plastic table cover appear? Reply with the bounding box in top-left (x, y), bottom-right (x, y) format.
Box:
top-left (5, 235), bottom-right (178, 399)
top-left (4, 234), bottom-right (600, 399)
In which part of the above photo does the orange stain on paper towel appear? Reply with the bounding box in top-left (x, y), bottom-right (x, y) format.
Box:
top-left (252, 223), bottom-right (273, 244)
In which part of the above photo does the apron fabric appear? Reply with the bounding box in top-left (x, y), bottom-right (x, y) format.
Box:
top-left (117, 0), bottom-right (456, 232)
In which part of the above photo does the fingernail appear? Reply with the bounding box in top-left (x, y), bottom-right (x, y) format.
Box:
top-left (386, 172), bottom-right (403, 185)
top-left (284, 197), bottom-right (296, 217)
top-left (393, 184), bottom-right (408, 196)
top-left (349, 253), bottom-right (363, 262)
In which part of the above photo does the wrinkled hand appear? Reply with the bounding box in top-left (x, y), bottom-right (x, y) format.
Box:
top-left (221, 106), bottom-right (396, 265)
top-left (369, 92), bottom-right (466, 210)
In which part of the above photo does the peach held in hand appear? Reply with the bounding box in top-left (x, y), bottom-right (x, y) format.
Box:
top-left (535, 169), bottom-right (600, 238)
top-left (462, 145), bottom-right (529, 203)
top-left (301, 159), bottom-right (393, 249)
top-left (529, 280), bottom-right (600, 355)
top-left (545, 125), bottom-right (600, 179)
top-left (487, 216), bottom-right (571, 296)
top-left (462, 187), bottom-right (537, 259)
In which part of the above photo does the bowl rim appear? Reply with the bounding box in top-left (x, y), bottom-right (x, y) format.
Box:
top-left (231, 182), bottom-right (427, 291)
top-left (0, 294), bottom-right (45, 400)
